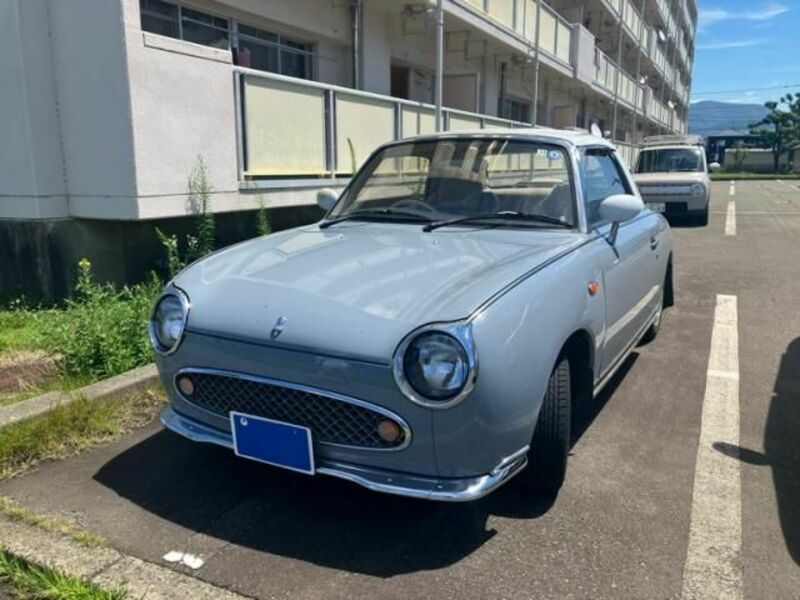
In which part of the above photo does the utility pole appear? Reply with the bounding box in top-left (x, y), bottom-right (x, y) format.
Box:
top-left (434, 0), bottom-right (444, 131)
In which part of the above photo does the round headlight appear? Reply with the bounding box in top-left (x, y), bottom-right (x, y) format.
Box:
top-left (691, 183), bottom-right (704, 197)
top-left (402, 332), bottom-right (470, 400)
top-left (149, 292), bottom-right (188, 354)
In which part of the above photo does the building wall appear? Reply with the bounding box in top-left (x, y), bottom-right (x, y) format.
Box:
top-left (0, 0), bottom-right (67, 219)
top-left (48, 0), bottom-right (139, 218)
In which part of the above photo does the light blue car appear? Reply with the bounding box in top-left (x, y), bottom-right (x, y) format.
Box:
top-left (150, 129), bottom-right (673, 501)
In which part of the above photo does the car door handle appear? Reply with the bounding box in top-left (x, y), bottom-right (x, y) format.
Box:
top-left (650, 236), bottom-right (659, 250)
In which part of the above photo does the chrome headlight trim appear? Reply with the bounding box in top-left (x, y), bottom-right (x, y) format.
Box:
top-left (392, 321), bottom-right (478, 410)
top-left (148, 286), bottom-right (190, 356)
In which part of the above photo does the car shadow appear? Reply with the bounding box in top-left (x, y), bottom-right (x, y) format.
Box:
top-left (93, 355), bottom-right (638, 577)
top-left (713, 337), bottom-right (800, 565)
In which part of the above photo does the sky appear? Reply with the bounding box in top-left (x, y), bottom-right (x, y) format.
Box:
top-left (691, 1), bottom-right (800, 105)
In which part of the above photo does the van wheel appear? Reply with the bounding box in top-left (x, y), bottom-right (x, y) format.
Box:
top-left (517, 357), bottom-right (571, 495)
top-left (696, 207), bottom-right (709, 226)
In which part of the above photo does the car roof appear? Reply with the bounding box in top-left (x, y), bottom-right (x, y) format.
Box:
top-left (639, 145), bottom-right (703, 151)
top-left (398, 126), bottom-right (614, 149)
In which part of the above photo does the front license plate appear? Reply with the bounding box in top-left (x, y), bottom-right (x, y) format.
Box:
top-left (230, 412), bottom-right (314, 475)
top-left (647, 202), bottom-right (666, 213)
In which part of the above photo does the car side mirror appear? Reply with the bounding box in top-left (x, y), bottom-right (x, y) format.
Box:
top-left (709, 162), bottom-right (721, 173)
top-left (317, 188), bottom-right (338, 213)
top-left (598, 194), bottom-right (645, 245)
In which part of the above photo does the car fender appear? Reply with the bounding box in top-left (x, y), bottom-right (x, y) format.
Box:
top-left (431, 240), bottom-right (606, 478)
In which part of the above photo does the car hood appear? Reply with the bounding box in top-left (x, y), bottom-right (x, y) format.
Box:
top-left (174, 223), bottom-right (585, 363)
top-left (633, 172), bottom-right (708, 185)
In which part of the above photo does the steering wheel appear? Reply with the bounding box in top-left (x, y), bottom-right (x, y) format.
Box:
top-left (391, 199), bottom-right (437, 214)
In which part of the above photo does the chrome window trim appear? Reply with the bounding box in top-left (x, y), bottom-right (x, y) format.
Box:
top-left (392, 321), bottom-right (478, 410)
top-left (148, 286), bottom-right (190, 356)
top-left (173, 367), bottom-right (412, 452)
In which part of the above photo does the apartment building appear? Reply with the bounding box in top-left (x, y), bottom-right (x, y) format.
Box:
top-left (0, 0), bottom-right (696, 299)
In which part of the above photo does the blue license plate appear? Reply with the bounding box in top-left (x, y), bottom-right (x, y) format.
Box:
top-left (230, 412), bottom-right (314, 475)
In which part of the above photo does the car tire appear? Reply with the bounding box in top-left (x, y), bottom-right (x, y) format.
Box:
top-left (640, 284), bottom-right (665, 345)
top-left (696, 207), bottom-right (709, 226)
top-left (517, 357), bottom-right (571, 495)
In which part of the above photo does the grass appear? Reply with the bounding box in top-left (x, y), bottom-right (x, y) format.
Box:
top-left (0, 549), bottom-right (125, 600)
top-left (712, 172), bottom-right (800, 181)
top-left (0, 387), bottom-right (164, 480)
top-left (0, 497), bottom-right (104, 548)
top-left (0, 308), bottom-right (55, 355)
top-left (0, 375), bottom-right (91, 409)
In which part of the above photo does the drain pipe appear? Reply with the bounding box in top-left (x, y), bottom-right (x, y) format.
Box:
top-left (434, 0), bottom-right (444, 131)
top-left (531, 0), bottom-right (542, 125)
top-left (351, 0), bottom-right (363, 89)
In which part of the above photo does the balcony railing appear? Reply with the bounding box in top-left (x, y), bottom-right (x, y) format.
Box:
top-left (467, 0), bottom-right (573, 66)
top-left (647, 93), bottom-right (672, 128)
top-left (594, 49), bottom-right (644, 111)
top-left (235, 68), bottom-right (528, 178)
top-left (615, 141), bottom-right (638, 168)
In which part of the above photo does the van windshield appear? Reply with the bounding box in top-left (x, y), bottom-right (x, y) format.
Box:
top-left (635, 148), bottom-right (704, 173)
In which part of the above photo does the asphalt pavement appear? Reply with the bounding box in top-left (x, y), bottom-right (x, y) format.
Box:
top-left (1, 180), bottom-right (798, 599)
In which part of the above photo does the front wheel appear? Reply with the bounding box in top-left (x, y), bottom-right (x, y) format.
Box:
top-left (516, 357), bottom-right (571, 495)
top-left (696, 206), bottom-right (709, 226)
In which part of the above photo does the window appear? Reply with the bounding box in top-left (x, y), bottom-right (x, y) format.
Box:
top-left (140, 0), bottom-right (178, 38)
top-left (635, 147), bottom-right (704, 173)
top-left (580, 149), bottom-right (632, 227)
top-left (499, 98), bottom-right (531, 123)
top-left (138, 2), bottom-right (314, 79)
top-left (236, 24), bottom-right (313, 80)
top-left (181, 7), bottom-right (229, 49)
top-left (139, 0), bottom-right (229, 50)
top-left (334, 139), bottom-right (576, 228)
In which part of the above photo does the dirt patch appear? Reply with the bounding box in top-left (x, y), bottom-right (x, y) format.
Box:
top-left (0, 351), bottom-right (57, 394)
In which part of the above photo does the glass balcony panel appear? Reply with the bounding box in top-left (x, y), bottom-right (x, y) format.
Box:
top-left (336, 94), bottom-right (396, 173)
top-left (243, 76), bottom-right (326, 176)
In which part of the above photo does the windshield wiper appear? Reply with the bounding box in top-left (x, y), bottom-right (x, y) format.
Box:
top-left (319, 208), bottom-right (432, 229)
top-left (423, 211), bottom-right (572, 232)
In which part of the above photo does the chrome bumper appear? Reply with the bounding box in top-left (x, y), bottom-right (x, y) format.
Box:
top-left (160, 406), bottom-right (528, 502)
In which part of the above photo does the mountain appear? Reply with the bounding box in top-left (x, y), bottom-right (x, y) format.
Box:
top-left (689, 101), bottom-right (769, 134)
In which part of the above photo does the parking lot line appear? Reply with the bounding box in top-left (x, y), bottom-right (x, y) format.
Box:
top-left (681, 295), bottom-right (741, 600)
top-left (725, 202), bottom-right (737, 236)
top-left (729, 182), bottom-right (735, 196)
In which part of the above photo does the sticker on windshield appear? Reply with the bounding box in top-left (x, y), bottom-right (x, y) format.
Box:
top-left (547, 150), bottom-right (561, 161)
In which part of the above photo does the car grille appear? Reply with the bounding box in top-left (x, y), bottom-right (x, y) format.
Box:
top-left (177, 371), bottom-right (407, 449)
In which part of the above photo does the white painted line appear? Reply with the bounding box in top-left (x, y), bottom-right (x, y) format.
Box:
top-left (728, 182), bottom-right (735, 196)
top-left (681, 295), bottom-right (741, 600)
top-left (724, 201), bottom-right (736, 236)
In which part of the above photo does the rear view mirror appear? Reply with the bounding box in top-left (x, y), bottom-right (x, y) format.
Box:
top-left (317, 188), bottom-right (338, 213)
top-left (599, 194), bottom-right (645, 245)
top-left (599, 194), bottom-right (644, 224)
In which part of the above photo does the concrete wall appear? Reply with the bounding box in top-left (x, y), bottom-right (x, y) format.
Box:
top-left (0, 0), bottom-right (67, 219)
top-left (48, 0), bottom-right (139, 218)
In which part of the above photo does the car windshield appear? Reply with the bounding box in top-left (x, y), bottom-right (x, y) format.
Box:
top-left (328, 138), bottom-right (576, 229)
top-left (635, 147), bottom-right (704, 173)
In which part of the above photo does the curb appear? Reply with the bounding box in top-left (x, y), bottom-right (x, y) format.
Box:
top-left (0, 364), bottom-right (159, 429)
top-left (0, 514), bottom-right (249, 599)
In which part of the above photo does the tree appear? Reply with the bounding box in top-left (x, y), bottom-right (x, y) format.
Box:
top-left (731, 140), bottom-right (750, 171)
top-left (749, 94), bottom-right (800, 173)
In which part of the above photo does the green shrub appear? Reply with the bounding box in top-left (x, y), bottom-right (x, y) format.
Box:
top-left (37, 260), bottom-right (159, 379)
top-left (256, 199), bottom-right (272, 236)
